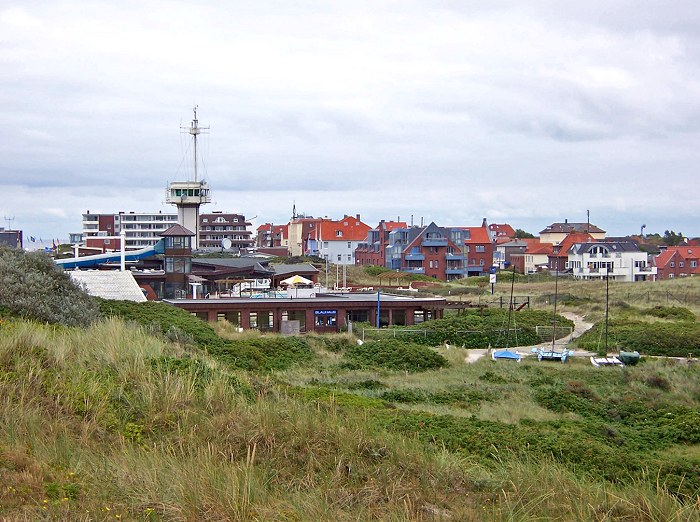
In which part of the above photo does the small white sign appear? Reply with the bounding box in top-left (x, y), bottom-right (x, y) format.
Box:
top-left (489, 273), bottom-right (497, 284)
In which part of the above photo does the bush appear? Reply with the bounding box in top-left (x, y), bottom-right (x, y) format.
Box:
top-left (644, 306), bottom-right (696, 322)
top-left (99, 299), bottom-right (315, 372)
top-left (341, 340), bottom-right (448, 372)
top-left (368, 309), bottom-right (574, 348)
top-left (0, 246), bottom-right (98, 327)
top-left (364, 265), bottom-right (392, 276)
top-left (575, 319), bottom-right (700, 357)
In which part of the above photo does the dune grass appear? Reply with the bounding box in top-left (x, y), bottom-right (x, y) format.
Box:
top-left (1, 314), bottom-right (699, 520)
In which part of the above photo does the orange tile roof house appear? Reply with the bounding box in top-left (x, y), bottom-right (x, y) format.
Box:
top-left (488, 223), bottom-right (516, 241)
top-left (655, 246), bottom-right (700, 279)
top-left (308, 215), bottom-right (371, 265)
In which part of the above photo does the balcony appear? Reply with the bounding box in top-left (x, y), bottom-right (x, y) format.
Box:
top-left (402, 267), bottom-right (426, 274)
top-left (446, 268), bottom-right (466, 275)
top-left (445, 253), bottom-right (465, 260)
top-left (422, 238), bottom-right (448, 247)
top-left (404, 253), bottom-right (425, 261)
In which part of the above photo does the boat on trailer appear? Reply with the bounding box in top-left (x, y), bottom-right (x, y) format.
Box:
top-left (533, 347), bottom-right (572, 363)
top-left (492, 349), bottom-right (522, 362)
top-left (590, 355), bottom-right (624, 367)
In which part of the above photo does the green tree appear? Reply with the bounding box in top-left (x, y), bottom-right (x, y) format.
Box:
top-left (663, 230), bottom-right (684, 246)
top-left (514, 228), bottom-right (535, 239)
top-left (0, 246), bottom-right (98, 326)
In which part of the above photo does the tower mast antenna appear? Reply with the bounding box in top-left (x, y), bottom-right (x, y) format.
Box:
top-left (181, 105), bottom-right (209, 182)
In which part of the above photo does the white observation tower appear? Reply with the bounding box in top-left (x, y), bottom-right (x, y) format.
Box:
top-left (166, 106), bottom-right (212, 248)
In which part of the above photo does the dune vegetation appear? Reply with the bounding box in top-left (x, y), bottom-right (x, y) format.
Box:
top-left (1, 248), bottom-right (699, 520)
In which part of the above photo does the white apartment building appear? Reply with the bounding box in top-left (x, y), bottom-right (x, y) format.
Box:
top-left (82, 211), bottom-right (178, 250)
top-left (567, 242), bottom-right (657, 282)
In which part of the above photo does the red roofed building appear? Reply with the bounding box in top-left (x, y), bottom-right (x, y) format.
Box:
top-left (655, 246), bottom-right (700, 279)
top-left (308, 215), bottom-right (371, 265)
top-left (547, 232), bottom-right (596, 271)
top-left (488, 223), bottom-right (516, 241)
top-left (460, 221), bottom-right (494, 275)
top-left (256, 223), bottom-right (289, 249)
top-left (502, 238), bottom-right (552, 273)
top-left (355, 220), bottom-right (408, 267)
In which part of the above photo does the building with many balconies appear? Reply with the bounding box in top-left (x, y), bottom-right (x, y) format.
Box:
top-left (566, 241), bottom-right (656, 281)
top-left (198, 211), bottom-right (254, 252)
top-left (82, 211), bottom-right (178, 250)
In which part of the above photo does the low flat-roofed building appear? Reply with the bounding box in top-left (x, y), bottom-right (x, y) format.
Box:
top-left (163, 292), bottom-right (446, 333)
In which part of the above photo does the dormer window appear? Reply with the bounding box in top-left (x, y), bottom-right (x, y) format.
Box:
top-left (336, 231), bottom-right (343, 237)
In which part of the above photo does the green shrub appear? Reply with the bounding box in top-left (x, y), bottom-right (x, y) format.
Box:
top-left (347, 379), bottom-right (386, 390)
top-left (369, 309), bottom-right (574, 348)
top-left (0, 246), bottom-right (98, 327)
top-left (341, 340), bottom-right (448, 372)
top-left (575, 319), bottom-right (700, 357)
top-left (100, 300), bottom-right (315, 372)
top-left (364, 265), bottom-right (392, 276)
top-left (644, 306), bottom-right (696, 322)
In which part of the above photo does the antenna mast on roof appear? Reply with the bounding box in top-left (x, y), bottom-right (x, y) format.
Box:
top-left (586, 209), bottom-right (590, 234)
top-left (181, 106), bottom-right (209, 182)
top-left (4, 216), bottom-right (15, 230)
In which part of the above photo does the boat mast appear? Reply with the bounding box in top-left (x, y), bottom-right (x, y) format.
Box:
top-left (505, 263), bottom-right (516, 349)
top-left (604, 273), bottom-right (610, 354)
top-left (551, 258), bottom-right (559, 350)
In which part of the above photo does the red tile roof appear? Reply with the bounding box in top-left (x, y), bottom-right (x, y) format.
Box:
top-left (655, 246), bottom-right (700, 268)
top-left (554, 232), bottom-right (596, 255)
top-left (318, 217), bottom-right (371, 241)
top-left (463, 226), bottom-right (491, 243)
top-left (489, 223), bottom-right (515, 237)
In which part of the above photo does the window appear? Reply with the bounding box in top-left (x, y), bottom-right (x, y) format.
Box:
top-left (692, 261), bottom-right (698, 268)
top-left (480, 259), bottom-right (485, 265)
top-left (679, 262), bottom-right (685, 268)
top-left (435, 260), bottom-right (438, 268)
top-left (475, 245), bottom-right (485, 252)
top-left (202, 218), bottom-right (208, 223)
top-left (670, 262), bottom-right (675, 267)
top-left (336, 230), bottom-right (343, 237)
top-left (337, 254), bottom-right (342, 261)
top-left (323, 241), bottom-right (328, 248)
top-left (347, 254), bottom-right (352, 261)
top-left (429, 261), bottom-right (433, 268)
top-left (165, 257), bottom-right (191, 273)
top-left (347, 242), bottom-right (351, 248)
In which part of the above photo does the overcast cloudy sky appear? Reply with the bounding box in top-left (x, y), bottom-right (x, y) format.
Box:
top-left (1, 0), bottom-right (699, 241)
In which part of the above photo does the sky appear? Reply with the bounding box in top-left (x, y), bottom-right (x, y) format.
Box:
top-left (1, 0), bottom-right (699, 241)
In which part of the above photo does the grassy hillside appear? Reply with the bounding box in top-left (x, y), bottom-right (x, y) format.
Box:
top-left (1, 251), bottom-right (699, 520)
top-left (2, 315), bottom-right (699, 520)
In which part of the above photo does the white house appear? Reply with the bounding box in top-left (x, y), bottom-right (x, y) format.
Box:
top-left (567, 242), bottom-right (656, 282)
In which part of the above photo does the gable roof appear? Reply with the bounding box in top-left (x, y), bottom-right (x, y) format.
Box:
top-left (540, 222), bottom-right (605, 235)
top-left (69, 270), bottom-right (147, 302)
top-left (462, 226), bottom-right (491, 244)
top-left (489, 223), bottom-right (516, 237)
top-left (569, 241), bottom-right (640, 255)
top-left (655, 246), bottom-right (700, 267)
top-left (552, 232), bottom-right (596, 256)
top-left (318, 217), bottom-right (371, 241)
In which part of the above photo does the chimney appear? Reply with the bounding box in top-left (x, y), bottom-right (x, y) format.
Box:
top-left (356, 214), bottom-right (360, 221)
top-left (482, 217), bottom-right (487, 227)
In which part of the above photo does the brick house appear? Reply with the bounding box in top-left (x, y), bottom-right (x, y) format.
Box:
top-left (655, 246), bottom-right (700, 279)
top-left (355, 220), bottom-right (408, 267)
